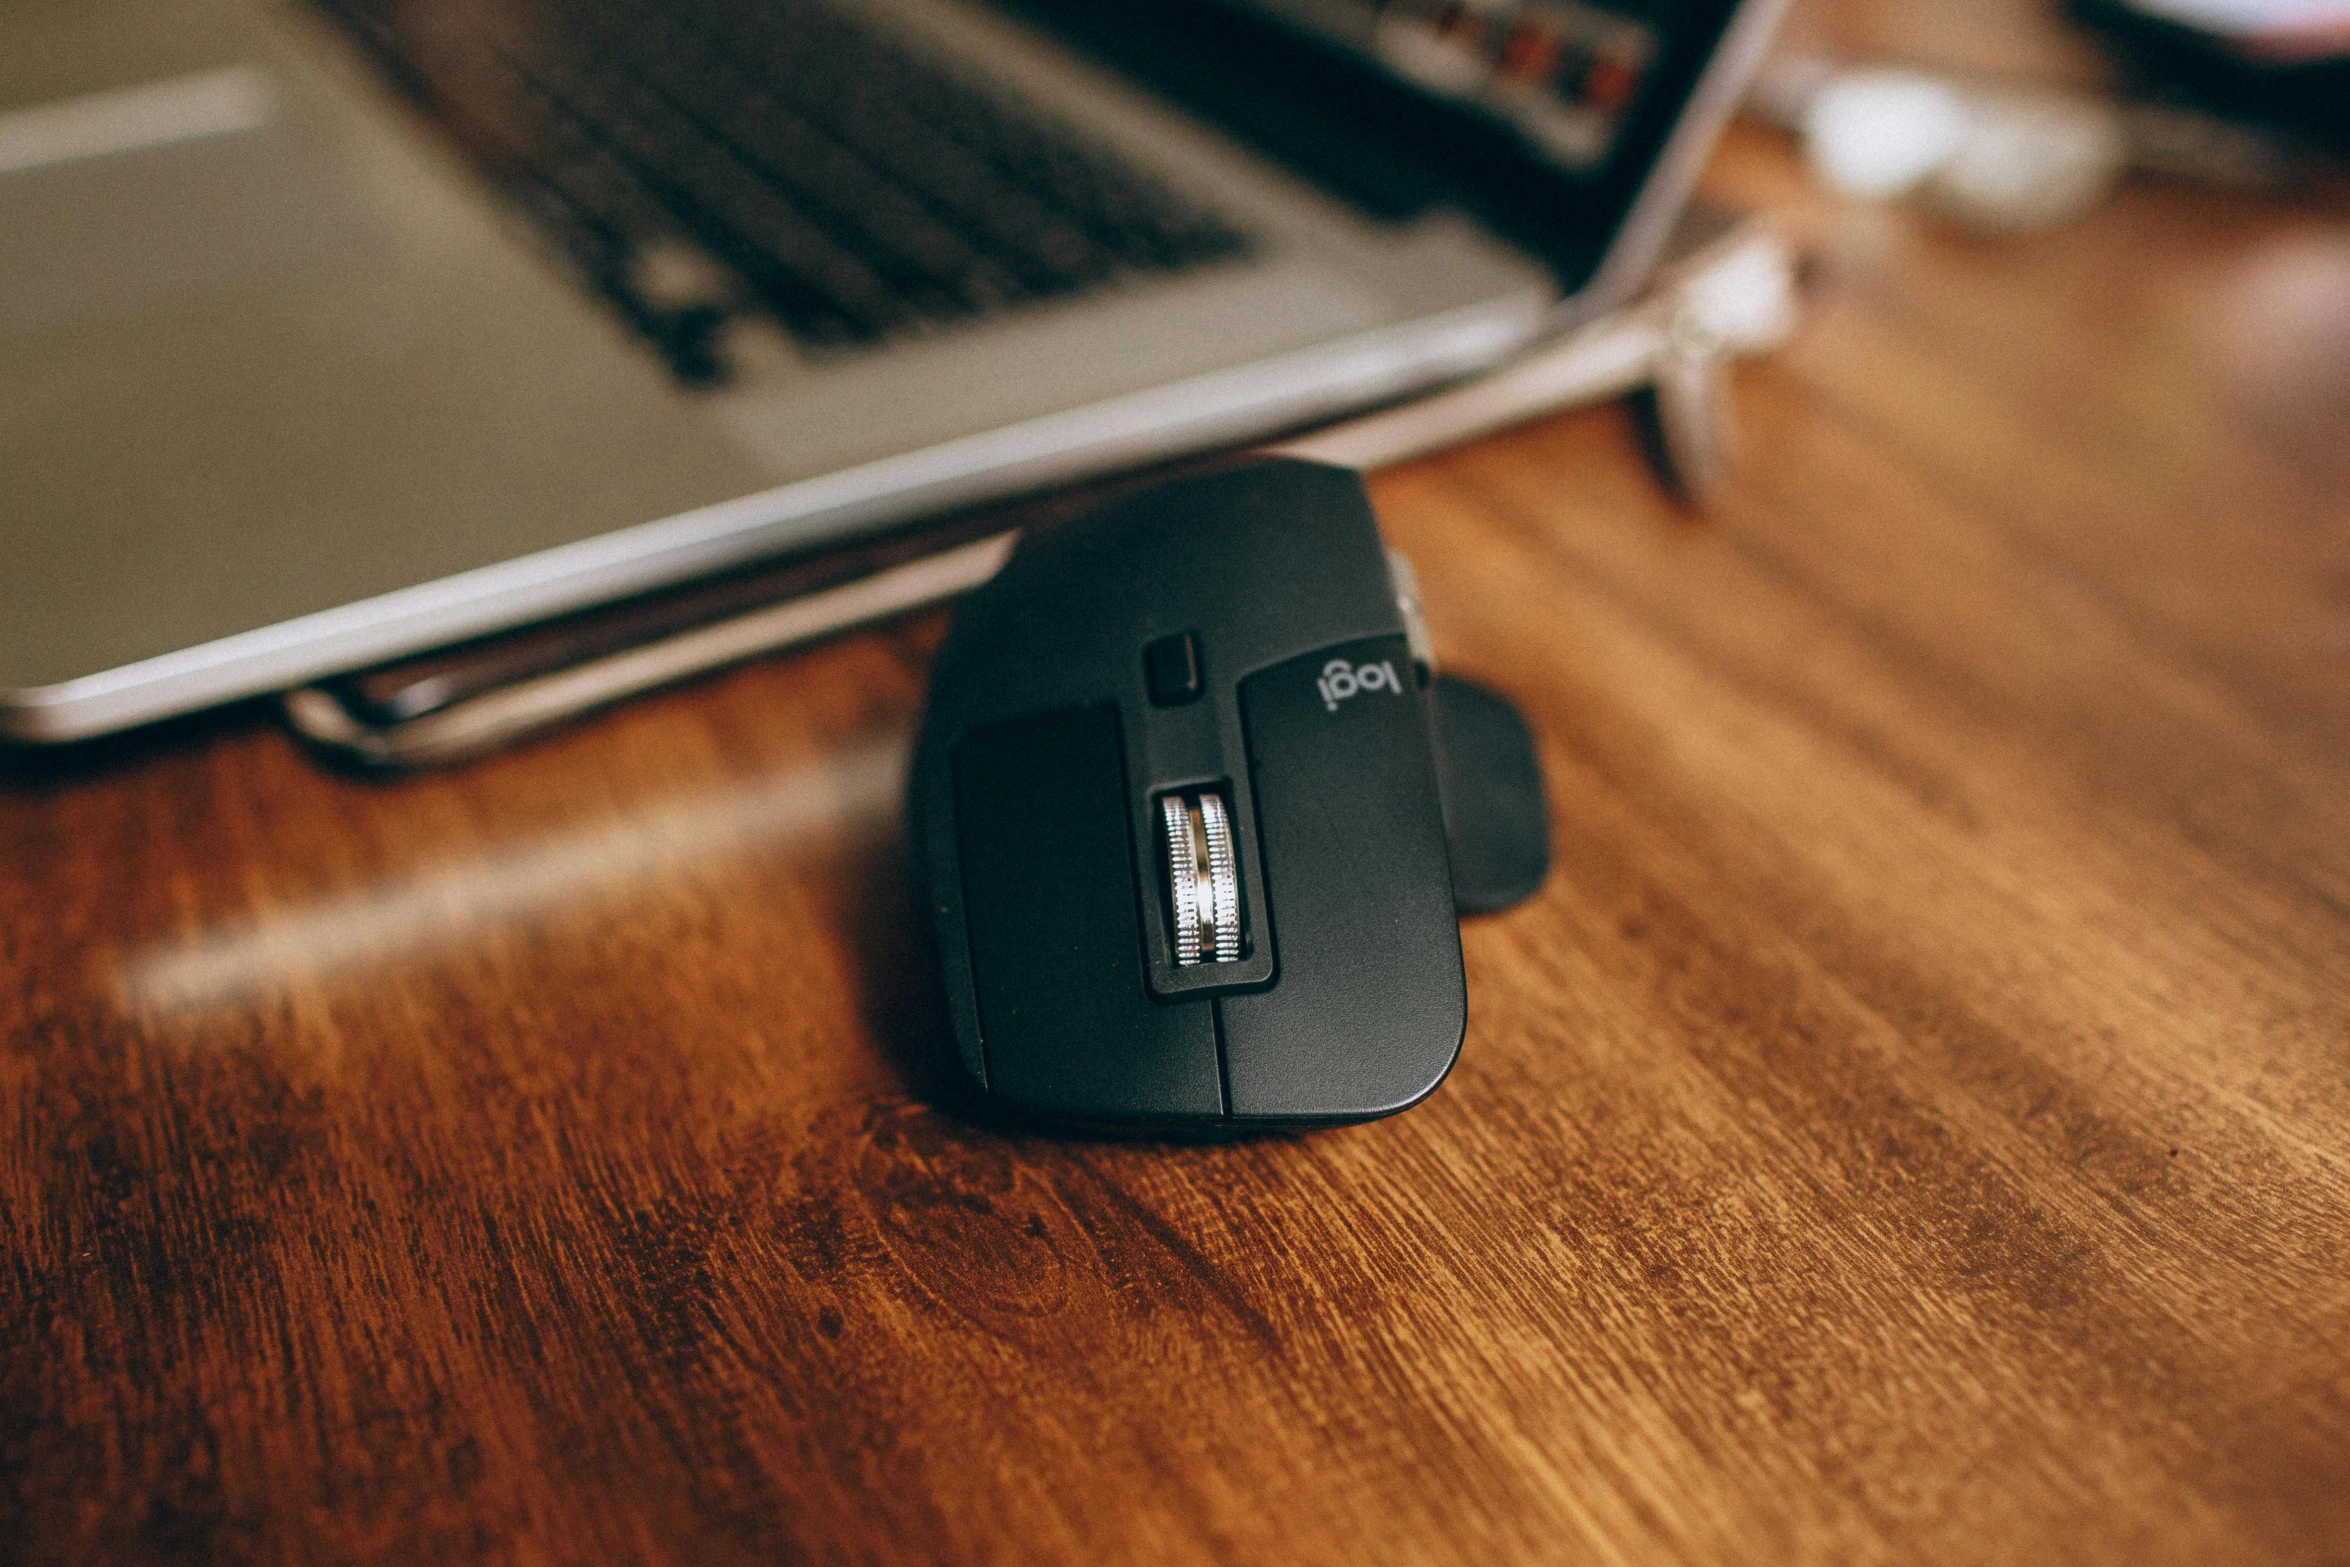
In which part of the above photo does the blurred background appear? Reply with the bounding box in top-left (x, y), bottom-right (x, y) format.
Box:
top-left (1754, 0), bottom-right (2350, 494)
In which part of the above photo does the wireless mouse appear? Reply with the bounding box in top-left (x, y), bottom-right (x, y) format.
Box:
top-left (907, 456), bottom-right (1545, 1133)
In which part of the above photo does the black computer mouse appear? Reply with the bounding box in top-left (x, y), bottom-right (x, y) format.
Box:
top-left (907, 456), bottom-right (1545, 1134)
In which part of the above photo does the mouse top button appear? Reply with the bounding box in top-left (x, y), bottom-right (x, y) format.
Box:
top-left (1144, 631), bottom-right (1204, 706)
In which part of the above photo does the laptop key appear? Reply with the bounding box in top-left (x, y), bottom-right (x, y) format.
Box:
top-left (300, 0), bottom-right (1257, 372)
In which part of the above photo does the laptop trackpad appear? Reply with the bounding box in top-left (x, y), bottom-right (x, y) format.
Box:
top-left (0, 67), bottom-right (370, 337)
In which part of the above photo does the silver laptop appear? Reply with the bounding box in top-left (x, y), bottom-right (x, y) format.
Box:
top-left (1, 0), bottom-right (1784, 742)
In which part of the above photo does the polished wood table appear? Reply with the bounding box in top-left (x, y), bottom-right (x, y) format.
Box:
top-left (7, 127), bottom-right (2350, 1565)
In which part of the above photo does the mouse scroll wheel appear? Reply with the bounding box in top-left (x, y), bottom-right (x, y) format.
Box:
top-left (1160, 790), bottom-right (1241, 965)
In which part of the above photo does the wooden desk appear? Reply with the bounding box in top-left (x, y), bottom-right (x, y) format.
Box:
top-left (6, 128), bottom-right (2349, 1565)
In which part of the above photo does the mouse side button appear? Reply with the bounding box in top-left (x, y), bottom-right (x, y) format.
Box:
top-left (951, 704), bottom-right (1224, 1123)
top-left (1221, 637), bottom-right (1465, 1123)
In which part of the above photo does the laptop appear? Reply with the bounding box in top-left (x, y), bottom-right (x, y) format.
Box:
top-left (1, 0), bottom-right (1785, 742)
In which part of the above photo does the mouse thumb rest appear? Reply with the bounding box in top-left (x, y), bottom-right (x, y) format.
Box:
top-left (908, 457), bottom-right (1548, 1134)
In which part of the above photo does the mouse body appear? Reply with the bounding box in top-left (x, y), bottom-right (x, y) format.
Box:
top-left (909, 457), bottom-right (1469, 1133)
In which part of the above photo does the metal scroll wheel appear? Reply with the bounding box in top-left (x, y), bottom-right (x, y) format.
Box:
top-left (1160, 790), bottom-right (1241, 965)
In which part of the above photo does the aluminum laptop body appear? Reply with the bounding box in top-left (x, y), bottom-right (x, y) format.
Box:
top-left (0, 0), bottom-right (1783, 741)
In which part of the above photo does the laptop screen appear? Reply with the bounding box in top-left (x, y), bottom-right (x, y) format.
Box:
top-left (1004, 0), bottom-right (1749, 286)
top-left (1231, 0), bottom-right (1669, 178)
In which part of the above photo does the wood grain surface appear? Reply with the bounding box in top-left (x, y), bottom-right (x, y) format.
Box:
top-left (8, 111), bottom-right (2350, 1565)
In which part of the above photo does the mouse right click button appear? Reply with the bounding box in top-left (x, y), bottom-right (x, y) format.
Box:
top-left (1221, 636), bottom-right (1465, 1121)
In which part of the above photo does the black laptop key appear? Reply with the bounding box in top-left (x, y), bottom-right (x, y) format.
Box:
top-left (519, 42), bottom-right (914, 339)
top-left (578, 0), bottom-right (1019, 315)
top-left (683, 5), bottom-right (1113, 295)
top-left (300, 0), bottom-right (1257, 381)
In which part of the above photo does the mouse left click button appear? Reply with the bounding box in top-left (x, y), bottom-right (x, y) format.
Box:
top-left (950, 704), bottom-right (1223, 1121)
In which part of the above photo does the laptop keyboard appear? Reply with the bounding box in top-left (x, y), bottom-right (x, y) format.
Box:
top-left (304, 0), bottom-right (1257, 383)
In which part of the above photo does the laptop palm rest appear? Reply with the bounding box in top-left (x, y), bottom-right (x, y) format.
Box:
top-left (0, 68), bottom-right (373, 338)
